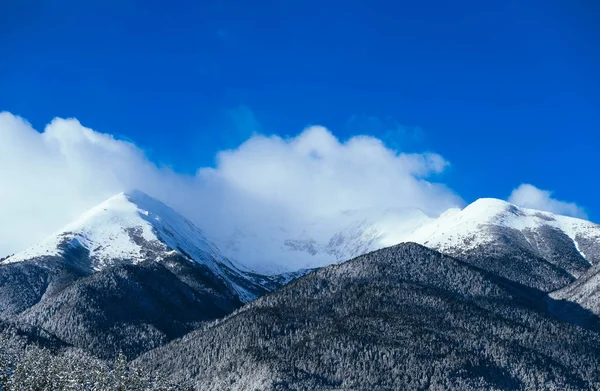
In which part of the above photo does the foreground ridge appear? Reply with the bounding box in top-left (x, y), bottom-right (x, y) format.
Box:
top-left (136, 243), bottom-right (600, 390)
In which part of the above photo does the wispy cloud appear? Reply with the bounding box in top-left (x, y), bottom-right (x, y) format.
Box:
top-left (508, 184), bottom-right (587, 219)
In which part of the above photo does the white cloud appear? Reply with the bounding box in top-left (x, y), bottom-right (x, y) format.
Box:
top-left (0, 111), bottom-right (462, 270)
top-left (0, 113), bottom-right (177, 255)
top-left (508, 184), bottom-right (587, 219)
top-left (200, 126), bottom-right (457, 218)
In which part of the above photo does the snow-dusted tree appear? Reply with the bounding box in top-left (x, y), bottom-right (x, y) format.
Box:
top-left (0, 334), bottom-right (191, 391)
top-left (0, 330), bottom-right (23, 390)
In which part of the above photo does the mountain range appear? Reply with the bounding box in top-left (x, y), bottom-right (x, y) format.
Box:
top-left (1, 190), bottom-right (599, 389)
top-left (214, 196), bottom-right (600, 292)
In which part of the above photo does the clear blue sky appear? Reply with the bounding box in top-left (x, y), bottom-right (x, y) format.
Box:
top-left (1, 0), bottom-right (599, 219)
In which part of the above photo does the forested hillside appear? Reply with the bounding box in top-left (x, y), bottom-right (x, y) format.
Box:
top-left (137, 243), bottom-right (600, 390)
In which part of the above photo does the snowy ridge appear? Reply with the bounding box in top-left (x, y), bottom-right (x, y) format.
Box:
top-left (4, 193), bottom-right (600, 287)
top-left (213, 197), bottom-right (600, 275)
top-left (406, 198), bottom-right (600, 264)
top-left (5, 191), bottom-right (226, 269)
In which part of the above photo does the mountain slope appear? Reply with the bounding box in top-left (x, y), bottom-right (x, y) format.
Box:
top-left (137, 243), bottom-right (600, 391)
top-left (0, 256), bottom-right (87, 317)
top-left (16, 254), bottom-right (241, 359)
top-left (551, 262), bottom-right (600, 321)
top-left (4, 190), bottom-right (241, 279)
top-left (2, 190), bottom-right (280, 302)
top-left (210, 198), bottom-right (600, 292)
top-left (405, 198), bottom-right (600, 291)
top-left (0, 191), bottom-right (295, 358)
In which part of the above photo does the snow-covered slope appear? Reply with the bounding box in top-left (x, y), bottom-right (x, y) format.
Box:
top-left (212, 197), bottom-right (600, 285)
top-left (405, 198), bottom-right (600, 291)
top-left (407, 198), bottom-right (600, 263)
top-left (551, 262), bottom-right (600, 317)
top-left (5, 190), bottom-right (227, 270)
top-left (2, 190), bottom-right (280, 301)
top-left (5, 193), bottom-right (599, 292)
top-left (214, 196), bottom-right (600, 290)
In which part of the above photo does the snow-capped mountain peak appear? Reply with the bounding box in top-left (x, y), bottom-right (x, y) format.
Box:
top-left (3, 190), bottom-right (230, 272)
top-left (398, 198), bottom-right (600, 291)
top-left (209, 197), bottom-right (600, 279)
top-left (407, 197), bottom-right (600, 264)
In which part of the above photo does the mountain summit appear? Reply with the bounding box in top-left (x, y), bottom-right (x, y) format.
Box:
top-left (410, 197), bottom-right (600, 262)
top-left (5, 190), bottom-right (231, 271)
top-left (406, 198), bottom-right (600, 291)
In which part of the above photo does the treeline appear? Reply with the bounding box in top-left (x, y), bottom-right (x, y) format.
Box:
top-left (0, 330), bottom-right (191, 391)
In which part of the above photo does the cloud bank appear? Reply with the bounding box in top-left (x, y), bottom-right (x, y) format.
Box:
top-left (508, 184), bottom-right (588, 219)
top-left (0, 112), bottom-right (462, 267)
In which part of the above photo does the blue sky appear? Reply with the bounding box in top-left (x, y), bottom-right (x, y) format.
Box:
top-left (1, 0), bottom-right (599, 220)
